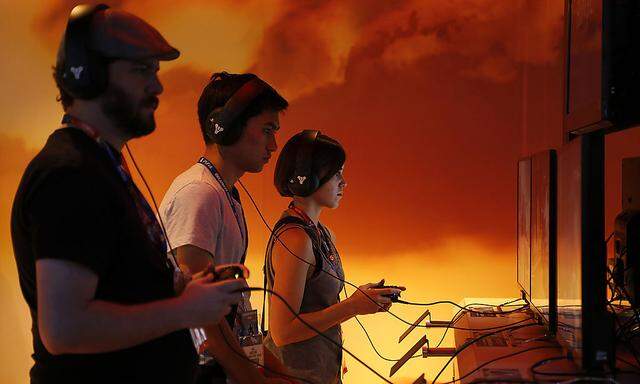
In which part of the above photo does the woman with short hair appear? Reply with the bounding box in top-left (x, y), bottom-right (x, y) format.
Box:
top-left (263, 130), bottom-right (403, 384)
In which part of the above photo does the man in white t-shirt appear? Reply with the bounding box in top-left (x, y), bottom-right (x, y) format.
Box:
top-left (159, 72), bottom-right (290, 384)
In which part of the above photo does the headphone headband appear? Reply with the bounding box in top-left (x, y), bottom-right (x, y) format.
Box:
top-left (206, 76), bottom-right (273, 145)
top-left (288, 130), bottom-right (321, 197)
top-left (58, 4), bottom-right (110, 99)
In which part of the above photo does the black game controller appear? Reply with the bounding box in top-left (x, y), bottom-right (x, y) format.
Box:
top-left (214, 265), bottom-right (245, 281)
top-left (376, 284), bottom-right (403, 302)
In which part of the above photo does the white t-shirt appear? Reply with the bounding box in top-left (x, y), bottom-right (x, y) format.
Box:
top-left (160, 163), bottom-right (253, 382)
top-left (159, 163), bottom-right (248, 265)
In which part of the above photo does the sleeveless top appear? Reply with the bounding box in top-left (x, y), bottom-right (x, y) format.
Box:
top-left (263, 213), bottom-right (345, 384)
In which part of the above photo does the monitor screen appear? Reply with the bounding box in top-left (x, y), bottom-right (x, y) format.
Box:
top-left (556, 133), bottom-right (608, 370)
top-left (557, 137), bottom-right (583, 353)
top-left (565, 0), bottom-right (603, 133)
top-left (530, 150), bottom-right (557, 332)
top-left (517, 158), bottom-right (532, 298)
top-left (622, 157), bottom-right (640, 210)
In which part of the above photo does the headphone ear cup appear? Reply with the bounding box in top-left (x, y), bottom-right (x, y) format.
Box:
top-left (58, 4), bottom-right (109, 99)
top-left (206, 109), bottom-right (225, 144)
top-left (306, 175), bottom-right (320, 196)
top-left (220, 121), bottom-right (244, 146)
top-left (287, 174), bottom-right (319, 197)
top-left (85, 55), bottom-right (109, 98)
top-left (61, 55), bottom-right (108, 99)
top-left (206, 109), bottom-right (244, 146)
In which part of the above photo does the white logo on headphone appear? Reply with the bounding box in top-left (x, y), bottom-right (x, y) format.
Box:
top-left (296, 176), bottom-right (307, 185)
top-left (214, 123), bottom-right (224, 135)
top-left (70, 66), bottom-right (84, 80)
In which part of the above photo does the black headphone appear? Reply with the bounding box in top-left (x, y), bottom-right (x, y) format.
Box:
top-left (56, 3), bottom-right (110, 99)
top-left (287, 130), bottom-right (321, 197)
top-left (205, 75), bottom-right (272, 146)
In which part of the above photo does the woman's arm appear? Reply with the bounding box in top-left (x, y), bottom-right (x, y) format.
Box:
top-left (268, 227), bottom-right (399, 347)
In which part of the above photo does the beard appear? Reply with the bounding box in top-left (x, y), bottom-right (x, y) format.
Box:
top-left (100, 84), bottom-right (159, 139)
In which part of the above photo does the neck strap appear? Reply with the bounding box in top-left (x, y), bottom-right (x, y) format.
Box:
top-left (288, 201), bottom-right (316, 227)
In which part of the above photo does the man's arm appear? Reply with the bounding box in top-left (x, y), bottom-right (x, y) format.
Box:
top-left (29, 170), bottom-right (248, 356)
top-left (37, 258), bottom-right (244, 355)
top-left (177, 245), bottom-right (271, 384)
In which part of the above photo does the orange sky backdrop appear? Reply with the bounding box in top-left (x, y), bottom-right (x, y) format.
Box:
top-left (1, 1), bottom-right (639, 383)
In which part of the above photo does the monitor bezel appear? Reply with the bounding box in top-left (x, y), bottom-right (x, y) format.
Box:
top-left (517, 157), bottom-right (532, 299)
top-left (528, 149), bottom-right (558, 335)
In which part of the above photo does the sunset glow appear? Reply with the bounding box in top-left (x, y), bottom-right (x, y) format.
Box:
top-left (2, 1), bottom-right (639, 383)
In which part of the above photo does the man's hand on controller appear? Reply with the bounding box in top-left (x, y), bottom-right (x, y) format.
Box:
top-left (213, 264), bottom-right (249, 282)
top-left (174, 263), bottom-right (249, 294)
top-left (177, 269), bottom-right (248, 328)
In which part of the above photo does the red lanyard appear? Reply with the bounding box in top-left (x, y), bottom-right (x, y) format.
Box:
top-left (288, 202), bottom-right (338, 263)
top-left (62, 115), bottom-right (136, 184)
top-left (63, 115), bottom-right (100, 140)
top-left (288, 202), bottom-right (317, 229)
top-left (60, 114), bottom-right (171, 269)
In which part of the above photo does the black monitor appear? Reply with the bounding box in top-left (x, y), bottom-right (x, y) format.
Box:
top-left (622, 157), bottom-right (640, 211)
top-left (556, 133), bottom-right (612, 371)
top-left (529, 150), bottom-right (557, 334)
top-left (613, 157), bottom-right (640, 306)
top-left (517, 157), bottom-right (532, 299)
top-left (563, 0), bottom-right (640, 138)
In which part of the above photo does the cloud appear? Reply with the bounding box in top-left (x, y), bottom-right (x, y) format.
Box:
top-left (249, 0), bottom-right (564, 94)
top-left (27, 0), bottom-right (568, 257)
top-left (33, 1), bottom-right (563, 97)
top-left (382, 32), bottom-right (445, 68)
top-left (364, 0), bottom-right (564, 83)
top-left (248, 1), bottom-right (360, 99)
top-left (120, 1), bottom-right (570, 257)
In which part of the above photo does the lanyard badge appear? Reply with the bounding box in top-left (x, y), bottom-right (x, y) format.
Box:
top-left (237, 309), bottom-right (264, 367)
top-left (197, 157), bottom-right (248, 262)
top-left (61, 115), bottom-right (171, 271)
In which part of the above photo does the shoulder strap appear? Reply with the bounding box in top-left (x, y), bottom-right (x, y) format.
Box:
top-left (261, 215), bottom-right (322, 333)
top-left (273, 215), bottom-right (309, 231)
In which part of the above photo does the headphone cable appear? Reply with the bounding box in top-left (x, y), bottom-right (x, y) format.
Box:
top-left (216, 324), bottom-right (314, 384)
top-left (124, 144), bottom-right (180, 269)
top-left (119, 151), bottom-right (393, 382)
top-left (238, 180), bottom-right (530, 331)
top-left (342, 286), bottom-right (422, 362)
top-left (125, 148), bottom-right (537, 383)
top-left (430, 322), bottom-right (539, 384)
top-left (242, 287), bottom-right (394, 384)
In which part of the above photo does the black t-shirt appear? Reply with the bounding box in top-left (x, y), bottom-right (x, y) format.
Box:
top-left (11, 128), bottom-right (197, 383)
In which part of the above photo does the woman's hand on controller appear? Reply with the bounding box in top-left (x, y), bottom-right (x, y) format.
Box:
top-left (347, 280), bottom-right (404, 316)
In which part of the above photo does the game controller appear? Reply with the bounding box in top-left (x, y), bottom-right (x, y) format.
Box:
top-left (214, 265), bottom-right (245, 281)
top-left (376, 284), bottom-right (403, 302)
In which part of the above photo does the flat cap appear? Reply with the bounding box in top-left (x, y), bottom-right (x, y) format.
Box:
top-left (89, 7), bottom-right (179, 61)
